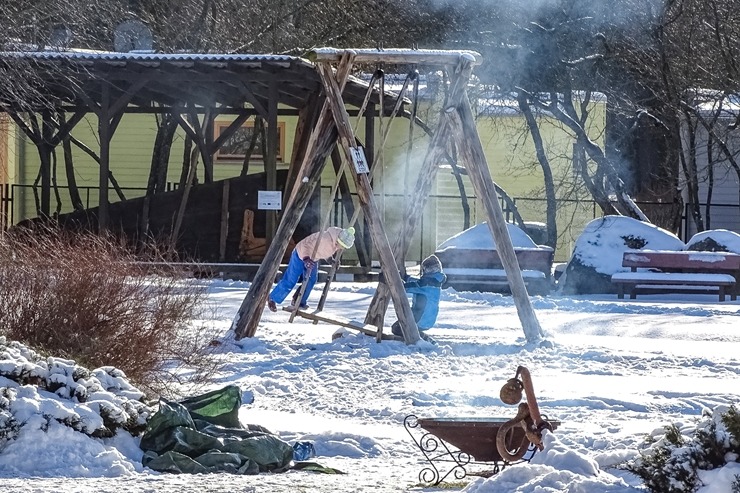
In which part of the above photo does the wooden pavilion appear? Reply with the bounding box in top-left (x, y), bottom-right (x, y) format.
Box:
top-left (0, 50), bottom-right (400, 263)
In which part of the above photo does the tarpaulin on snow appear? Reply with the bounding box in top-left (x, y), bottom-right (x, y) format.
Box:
top-left (140, 385), bottom-right (293, 474)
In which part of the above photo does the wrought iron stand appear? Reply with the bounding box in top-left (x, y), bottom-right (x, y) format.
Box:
top-left (403, 414), bottom-right (537, 486)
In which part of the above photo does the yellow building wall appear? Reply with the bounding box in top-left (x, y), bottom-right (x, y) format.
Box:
top-left (367, 98), bottom-right (605, 263)
top-left (16, 113), bottom-right (300, 219)
top-left (0, 114), bottom-right (16, 183)
top-left (14, 96), bottom-right (605, 262)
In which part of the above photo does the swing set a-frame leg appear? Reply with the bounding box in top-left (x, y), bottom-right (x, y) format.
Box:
top-left (314, 252), bottom-right (342, 315)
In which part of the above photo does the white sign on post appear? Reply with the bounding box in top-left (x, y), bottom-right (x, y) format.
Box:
top-left (258, 191), bottom-right (282, 210)
top-left (350, 146), bottom-right (370, 174)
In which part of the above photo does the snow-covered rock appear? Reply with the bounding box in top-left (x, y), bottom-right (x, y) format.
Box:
top-left (559, 216), bottom-right (684, 294)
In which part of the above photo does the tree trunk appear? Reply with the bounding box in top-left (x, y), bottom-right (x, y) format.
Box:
top-left (517, 93), bottom-right (557, 248)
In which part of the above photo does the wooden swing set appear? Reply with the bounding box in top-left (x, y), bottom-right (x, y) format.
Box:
top-left (231, 48), bottom-right (545, 345)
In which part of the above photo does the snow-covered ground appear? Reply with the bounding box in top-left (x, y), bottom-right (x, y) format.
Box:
top-left (2, 279), bottom-right (739, 492)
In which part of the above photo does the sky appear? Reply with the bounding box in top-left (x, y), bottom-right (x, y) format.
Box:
top-left (1, 218), bottom-right (740, 492)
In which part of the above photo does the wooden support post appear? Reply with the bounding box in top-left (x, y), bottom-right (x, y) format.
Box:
top-left (233, 54), bottom-right (356, 340)
top-left (40, 111), bottom-right (53, 216)
top-left (140, 195), bottom-right (150, 241)
top-left (446, 63), bottom-right (545, 344)
top-left (362, 104), bottom-right (376, 267)
top-left (364, 60), bottom-right (468, 328)
top-left (219, 180), bottom-right (230, 261)
top-left (317, 61), bottom-right (421, 345)
top-left (266, 80), bottom-right (279, 245)
top-left (203, 113), bottom-right (215, 183)
top-left (98, 84), bottom-right (111, 231)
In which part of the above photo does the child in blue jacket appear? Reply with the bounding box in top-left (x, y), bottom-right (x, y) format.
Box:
top-left (391, 254), bottom-right (446, 341)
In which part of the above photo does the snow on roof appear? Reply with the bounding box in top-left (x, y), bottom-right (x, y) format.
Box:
top-left (0, 50), bottom-right (300, 64)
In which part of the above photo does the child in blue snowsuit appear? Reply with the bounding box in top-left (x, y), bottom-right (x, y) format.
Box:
top-left (391, 254), bottom-right (446, 341)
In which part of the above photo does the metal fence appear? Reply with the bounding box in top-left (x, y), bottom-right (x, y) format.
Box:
top-left (3, 182), bottom-right (737, 263)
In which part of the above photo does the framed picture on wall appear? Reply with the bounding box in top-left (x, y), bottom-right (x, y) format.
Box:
top-left (214, 121), bottom-right (285, 163)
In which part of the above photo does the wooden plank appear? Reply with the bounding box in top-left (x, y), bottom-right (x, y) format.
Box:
top-left (219, 180), bottom-right (229, 261)
top-left (446, 63), bottom-right (545, 344)
top-left (622, 250), bottom-right (740, 271)
top-left (287, 309), bottom-right (401, 341)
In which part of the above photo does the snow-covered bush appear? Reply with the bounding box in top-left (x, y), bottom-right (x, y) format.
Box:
top-left (0, 337), bottom-right (154, 452)
top-left (0, 227), bottom-right (217, 396)
top-left (626, 404), bottom-right (740, 493)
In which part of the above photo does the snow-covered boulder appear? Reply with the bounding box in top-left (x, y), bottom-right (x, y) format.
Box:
top-left (686, 229), bottom-right (740, 254)
top-left (559, 216), bottom-right (685, 294)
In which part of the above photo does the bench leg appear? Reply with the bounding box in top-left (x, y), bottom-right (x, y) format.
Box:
top-left (719, 287), bottom-right (725, 302)
top-left (617, 285), bottom-right (624, 300)
top-left (629, 287), bottom-right (636, 300)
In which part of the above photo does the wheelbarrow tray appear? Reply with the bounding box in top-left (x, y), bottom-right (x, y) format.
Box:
top-left (416, 417), bottom-right (561, 462)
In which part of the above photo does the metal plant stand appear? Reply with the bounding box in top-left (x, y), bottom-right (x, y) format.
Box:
top-left (404, 414), bottom-right (538, 485)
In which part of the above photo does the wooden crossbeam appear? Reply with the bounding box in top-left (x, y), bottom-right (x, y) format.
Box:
top-left (287, 308), bottom-right (401, 341)
top-left (308, 48), bottom-right (483, 67)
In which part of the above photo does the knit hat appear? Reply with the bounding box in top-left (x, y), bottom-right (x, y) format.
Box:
top-left (421, 254), bottom-right (442, 274)
top-left (337, 227), bottom-right (355, 249)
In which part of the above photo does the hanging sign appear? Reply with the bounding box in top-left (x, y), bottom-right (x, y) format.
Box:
top-left (350, 146), bottom-right (370, 174)
top-left (258, 190), bottom-right (282, 210)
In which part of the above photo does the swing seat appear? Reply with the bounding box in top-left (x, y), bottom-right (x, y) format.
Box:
top-left (286, 308), bottom-right (402, 341)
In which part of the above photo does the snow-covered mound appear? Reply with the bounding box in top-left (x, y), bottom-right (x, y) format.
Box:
top-left (687, 229), bottom-right (740, 253)
top-left (437, 222), bottom-right (540, 250)
top-left (0, 337), bottom-right (154, 451)
top-left (559, 216), bottom-right (684, 294)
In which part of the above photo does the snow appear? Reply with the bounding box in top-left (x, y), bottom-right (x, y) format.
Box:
top-left (2, 221), bottom-right (740, 492)
top-left (437, 222), bottom-right (544, 250)
top-left (688, 229), bottom-right (740, 252)
top-left (2, 283), bottom-right (739, 492)
top-left (571, 216), bottom-right (686, 276)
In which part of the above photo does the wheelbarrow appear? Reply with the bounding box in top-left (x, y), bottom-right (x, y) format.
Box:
top-left (404, 366), bottom-right (559, 485)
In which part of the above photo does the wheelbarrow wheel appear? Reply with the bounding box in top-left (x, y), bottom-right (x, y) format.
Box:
top-left (496, 420), bottom-right (530, 462)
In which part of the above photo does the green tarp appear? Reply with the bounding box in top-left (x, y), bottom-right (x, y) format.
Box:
top-left (140, 385), bottom-right (294, 474)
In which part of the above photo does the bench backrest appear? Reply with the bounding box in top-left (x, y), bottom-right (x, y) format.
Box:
top-left (435, 246), bottom-right (554, 277)
top-left (622, 250), bottom-right (740, 272)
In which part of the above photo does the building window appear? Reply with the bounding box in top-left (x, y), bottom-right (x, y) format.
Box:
top-left (214, 121), bottom-right (285, 163)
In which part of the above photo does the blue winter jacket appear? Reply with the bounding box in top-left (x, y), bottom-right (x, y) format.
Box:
top-left (403, 271), bottom-right (446, 330)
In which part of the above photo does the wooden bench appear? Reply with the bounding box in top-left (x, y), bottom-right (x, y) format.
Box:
top-left (434, 246), bottom-right (555, 295)
top-left (611, 250), bottom-right (740, 301)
